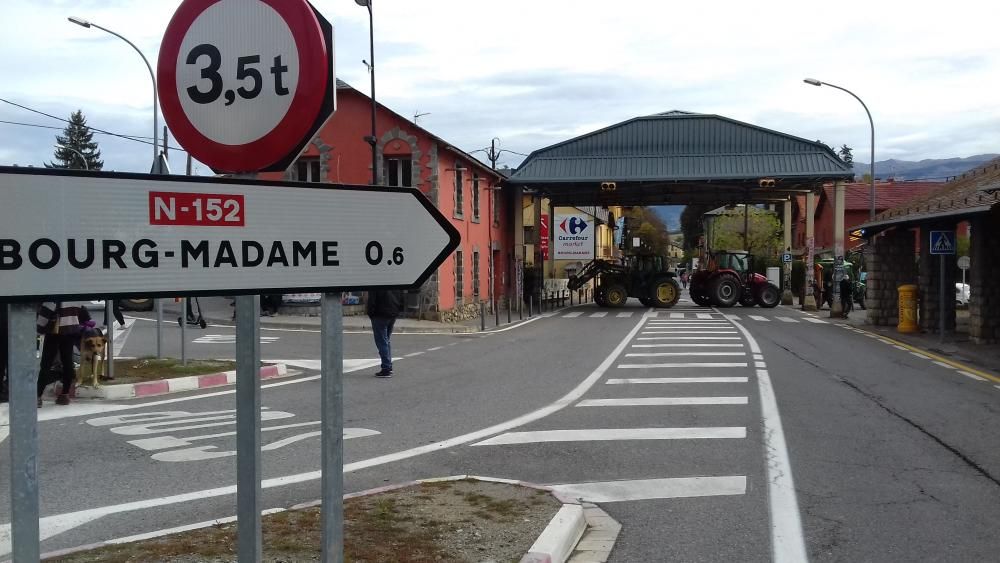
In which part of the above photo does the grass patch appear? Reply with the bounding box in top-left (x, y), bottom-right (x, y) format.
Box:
top-left (47, 480), bottom-right (561, 563)
top-left (102, 358), bottom-right (247, 385)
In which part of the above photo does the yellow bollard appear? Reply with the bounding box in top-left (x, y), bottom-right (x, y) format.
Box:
top-left (898, 284), bottom-right (918, 333)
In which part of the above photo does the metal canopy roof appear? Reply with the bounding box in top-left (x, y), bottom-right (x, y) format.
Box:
top-left (509, 111), bottom-right (854, 206)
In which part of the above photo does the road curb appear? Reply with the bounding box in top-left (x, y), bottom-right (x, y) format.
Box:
top-left (45, 364), bottom-right (288, 400)
top-left (37, 474), bottom-right (620, 562)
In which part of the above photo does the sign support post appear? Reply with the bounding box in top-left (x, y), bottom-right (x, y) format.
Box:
top-left (104, 301), bottom-right (115, 379)
top-left (235, 295), bottom-right (262, 561)
top-left (321, 293), bottom-right (345, 562)
top-left (156, 299), bottom-right (163, 358)
top-left (8, 302), bottom-right (40, 562)
top-left (940, 255), bottom-right (946, 343)
top-left (181, 298), bottom-right (188, 366)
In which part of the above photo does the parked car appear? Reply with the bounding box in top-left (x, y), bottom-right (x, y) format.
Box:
top-left (956, 283), bottom-right (971, 306)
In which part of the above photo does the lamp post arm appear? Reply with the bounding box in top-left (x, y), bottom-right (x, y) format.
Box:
top-left (92, 23), bottom-right (159, 166)
top-left (822, 81), bottom-right (875, 220)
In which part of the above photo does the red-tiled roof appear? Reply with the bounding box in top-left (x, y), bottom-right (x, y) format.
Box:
top-left (819, 181), bottom-right (945, 212)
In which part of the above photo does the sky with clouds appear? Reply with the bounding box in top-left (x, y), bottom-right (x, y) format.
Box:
top-left (2, 0), bottom-right (1000, 174)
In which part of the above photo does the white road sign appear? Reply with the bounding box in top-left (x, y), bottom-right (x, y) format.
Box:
top-left (0, 169), bottom-right (459, 300)
top-left (553, 211), bottom-right (595, 260)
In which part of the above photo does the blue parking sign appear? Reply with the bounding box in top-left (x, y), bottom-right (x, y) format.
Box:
top-left (929, 231), bottom-right (956, 255)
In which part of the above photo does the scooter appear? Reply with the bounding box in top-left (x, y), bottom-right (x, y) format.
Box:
top-left (177, 297), bottom-right (208, 329)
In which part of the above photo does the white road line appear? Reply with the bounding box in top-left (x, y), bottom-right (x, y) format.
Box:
top-left (748, 315), bottom-right (769, 322)
top-left (995, 385), bottom-right (1000, 391)
top-left (804, 318), bottom-right (827, 324)
top-left (893, 345), bottom-right (908, 351)
top-left (616, 312), bottom-right (634, 318)
top-left (428, 346), bottom-right (444, 351)
top-left (958, 371), bottom-right (987, 381)
top-left (646, 320), bottom-right (730, 324)
top-left (577, 397), bottom-right (748, 407)
top-left (563, 312), bottom-right (583, 318)
top-left (669, 312), bottom-right (685, 319)
top-left (1, 309), bottom-right (657, 556)
top-left (404, 352), bottom-right (425, 357)
top-left (472, 427), bottom-right (746, 446)
top-left (633, 342), bottom-right (744, 346)
top-left (607, 377), bottom-right (749, 384)
top-left (618, 363), bottom-right (748, 369)
top-left (636, 336), bottom-right (741, 340)
top-left (639, 331), bottom-right (738, 335)
top-left (646, 312), bottom-right (660, 318)
top-left (910, 352), bottom-right (930, 359)
top-left (695, 313), bottom-right (715, 319)
top-left (776, 317), bottom-right (799, 323)
top-left (549, 476), bottom-right (747, 503)
top-left (755, 362), bottom-right (767, 368)
top-left (590, 312), bottom-right (608, 318)
top-left (727, 318), bottom-right (808, 562)
top-left (724, 315), bottom-right (740, 321)
top-left (932, 361), bottom-right (955, 370)
top-left (624, 352), bottom-right (746, 357)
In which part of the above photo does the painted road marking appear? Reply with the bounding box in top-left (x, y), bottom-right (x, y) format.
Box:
top-left (616, 312), bottom-right (634, 318)
top-left (404, 352), bottom-right (425, 357)
top-left (893, 345), bottom-right (908, 351)
top-left (472, 427), bottom-right (746, 446)
top-left (755, 362), bottom-right (767, 368)
top-left (549, 476), bottom-right (747, 503)
top-left (669, 312), bottom-right (685, 319)
top-left (563, 312), bottom-right (583, 318)
top-left (276, 359), bottom-right (390, 372)
top-left (590, 312), bottom-right (608, 318)
top-left (910, 352), bottom-right (930, 359)
top-left (932, 361), bottom-right (955, 370)
top-left (646, 311), bottom-right (660, 318)
top-left (193, 334), bottom-right (280, 344)
top-left (804, 318), bottom-right (827, 324)
top-left (618, 363), bottom-right (748, 369)
top-left (728, 319), bottom-right (808, 562)
top-left (776, 317), bottom-right (799, 323)
top-left (647, 320), bottom-right (729, 323)
top-left (624, 352), bottom-right (746, 357)
top-left (577, 397), bottom-right (748, 407)
top-left (958, 371), bottom-right (987, 382)
top-left (607, 377), bottom-right (749, 384)
top-left (633, 342), bottom-right (744, 346)
top-left (724, 315), bottom-right (740, 321)
top-left (428, 346), bottom-right (444, 351)
top-left (749, 315), bottom-right (769, 322)
top-left (639, 331), bottom-right (738, 335)
top-left (696, 313), bottom-right (715, 319)
top-left (636, 336), bottom-right (741, 340)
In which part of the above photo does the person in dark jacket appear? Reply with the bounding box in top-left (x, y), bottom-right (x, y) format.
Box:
top-left (36, 302), bottom-right (91, 406)
top-left (367, 290), bottom-right (402, 378)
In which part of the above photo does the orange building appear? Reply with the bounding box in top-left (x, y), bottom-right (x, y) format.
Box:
top-left (260, 81), bottom-right (510, 321)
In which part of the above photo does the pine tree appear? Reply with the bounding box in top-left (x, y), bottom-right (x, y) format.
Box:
top-left (838, 144), bottom-right (854, 167)
top-left (48, 110), bottom-right (104, 170)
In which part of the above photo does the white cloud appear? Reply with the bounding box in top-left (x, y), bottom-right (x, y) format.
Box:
top-left (2, 0), bottom-right (1000, 173)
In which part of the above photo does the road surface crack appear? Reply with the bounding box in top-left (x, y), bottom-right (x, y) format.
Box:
top-left (772, 342), bottom-right (1000, 490)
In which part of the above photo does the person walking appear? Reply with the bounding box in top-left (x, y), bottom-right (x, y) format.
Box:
top-left (367, 290), bottom-right (402, 378)
top-left (839, 274), bottom-right (854, 318)
top-left (36, 301), bottom-right (90, 406)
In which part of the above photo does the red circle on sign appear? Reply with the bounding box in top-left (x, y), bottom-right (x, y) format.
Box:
top-left (158, 0), bottom-right (329, 173)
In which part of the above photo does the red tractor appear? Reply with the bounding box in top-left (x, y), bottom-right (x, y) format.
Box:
top-left (689, 250), bottom-right (780, 308)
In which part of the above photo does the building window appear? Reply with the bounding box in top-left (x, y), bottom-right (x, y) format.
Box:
top-left (295, 158), bottom-right (322, 182)
top-left (454, 164), bottom-right (464, 218)
top-left (455, 250), bottom-right (464, 302)
top-left (385, 157), bottom-right (412, 187)
top-left (472, 174), bottom-right (480, 221)
top-left (492, 187), bottom-right (500, 226)
top-left (472, 250), bottom-right (480, 299)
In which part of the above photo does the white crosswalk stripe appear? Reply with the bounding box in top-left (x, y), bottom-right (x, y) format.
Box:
top-left (616, 312), bottom-right (634, 318)
top-left (748, 315), bottom-right (769, 322)
top-left (590, 312), bottom-right (608, 318)
top-left (777, 317), bottom-right (799, 323)
top-left (804, 317), bottom-right (827, 324)
top-left (563, 312), bottom-right (583, 318)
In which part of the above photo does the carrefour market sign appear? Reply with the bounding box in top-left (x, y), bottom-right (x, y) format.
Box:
top-left (553, 211), bottom-right (594, 260)
top-left (0, 168), bottom-right (459, 301)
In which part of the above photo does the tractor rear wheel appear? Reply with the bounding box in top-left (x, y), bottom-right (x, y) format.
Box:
top-left (604, 284), bottom-right (628, 307)
top-left (650, 278), bottom-right (681, 308)
top-left (710, 274), bottom-right (741, 308)
top-left (755, 283), bottom-right (780, 308)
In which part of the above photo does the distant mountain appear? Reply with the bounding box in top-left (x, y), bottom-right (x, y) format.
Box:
top-left (853, 154), bottom-right (998, 181)
top-left (650, 205), bottom-right (684, 230)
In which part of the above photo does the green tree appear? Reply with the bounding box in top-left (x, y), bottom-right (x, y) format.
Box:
top-left (839, 145), bottom-right (854, 167)
top-left (708, 207), bottom-right (783, 258)
top-left (47, 110), bottom-right (103, 170)
top-left (625, 207), bottom-right (671, 255)
top-left (680, 204), bottom-right (713, 251)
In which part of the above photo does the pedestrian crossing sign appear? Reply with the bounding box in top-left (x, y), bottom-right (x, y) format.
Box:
top-left (929, 231), bottom-right (956, 255)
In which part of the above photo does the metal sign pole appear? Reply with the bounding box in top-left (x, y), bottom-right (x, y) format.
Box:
top-left (939, 254), bottom-right (946, 342)
top-left (181, 298), bottom-right (187, 366)
top-left (104, 301), bottom-right (115, 379)
top-left (321, 293), bottom-right (345, 562)
top-left (235, 295), bottom-right (262, 561)
top-left (8, 302), bottom-right (40, 561)
top-left (156, 299), bottom-right (163, 359)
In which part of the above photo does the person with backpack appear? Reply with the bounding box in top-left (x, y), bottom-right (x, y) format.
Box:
top-left (36, 301), bottom-right (91, 406)
top-left (367, 290), bottom-right (402, 378)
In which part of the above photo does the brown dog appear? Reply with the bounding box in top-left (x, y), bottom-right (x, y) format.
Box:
top-left (78, 328), bottom-right (107, 388)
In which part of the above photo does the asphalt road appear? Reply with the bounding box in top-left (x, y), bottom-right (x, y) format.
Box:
top-left (2, 298), bottom-right (999, 561)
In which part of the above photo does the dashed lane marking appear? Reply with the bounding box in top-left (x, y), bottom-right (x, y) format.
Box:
top-left (472, 427), bottom-right (746, 446)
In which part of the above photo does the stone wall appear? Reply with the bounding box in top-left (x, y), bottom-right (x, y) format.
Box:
top-left (969, 209), bottom-right (1000, 343)
top-left (918, 223), bottom-right (957, 333)
top-left (438, 302), bottom-right (483, 323)
top-left (866, 229), bottom-right (917, 326)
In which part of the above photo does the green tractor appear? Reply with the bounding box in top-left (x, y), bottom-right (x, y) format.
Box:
top-left (568, 254), bottom-right (681, 308)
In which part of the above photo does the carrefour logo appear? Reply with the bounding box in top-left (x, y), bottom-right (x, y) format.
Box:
top-left (559, 216), bottom-right (589, 235)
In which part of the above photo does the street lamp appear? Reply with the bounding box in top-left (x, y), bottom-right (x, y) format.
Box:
top-left (354, 0), bottom-right (378, 185)
top-left (803, 78), bottom-right (876, 221)
top-left (54, 144), bottom-right (88, 170)
top-left (69, 16), bottom-right (158, 168)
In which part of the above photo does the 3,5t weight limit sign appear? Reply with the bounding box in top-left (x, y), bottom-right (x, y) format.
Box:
top-left (159, 0), bottom-right (335, 174)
